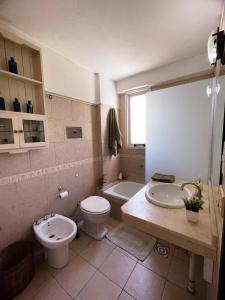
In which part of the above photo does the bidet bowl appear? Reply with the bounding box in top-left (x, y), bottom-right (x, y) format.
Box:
top-left (145, 183), bottom-right (192, 208)
top-left (33, 214), bottom-right (77, 268)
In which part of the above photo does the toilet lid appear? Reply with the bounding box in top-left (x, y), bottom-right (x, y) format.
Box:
top-left (80, 196), bottom-right (110, 214)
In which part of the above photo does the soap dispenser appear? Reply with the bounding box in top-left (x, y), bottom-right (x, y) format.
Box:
top-left (8, 57), bottom-right (18, 74)
top-left (13, 98), bottom-right (21, 112)
top-left (27, 100), bottom-right (33, 113)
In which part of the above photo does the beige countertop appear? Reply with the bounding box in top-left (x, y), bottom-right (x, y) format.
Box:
top-left (121, 180), bottom-right (218, 260)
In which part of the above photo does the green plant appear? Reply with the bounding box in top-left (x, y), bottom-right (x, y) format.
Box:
top-left (183, 196), bottom-right (204, 212)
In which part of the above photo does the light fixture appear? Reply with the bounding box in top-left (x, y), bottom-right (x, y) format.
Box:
top-left (207, 27), bottom-right (225, 65)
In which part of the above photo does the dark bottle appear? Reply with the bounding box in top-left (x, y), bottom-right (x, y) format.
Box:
top-left (8, 57), bottom-right (18, 74)
top-left (27, 100), bottom-right (33, 113)
top-left (13, 98), bottom-right (21, 112)
top-left (0, 97), bottom-right (5, 110)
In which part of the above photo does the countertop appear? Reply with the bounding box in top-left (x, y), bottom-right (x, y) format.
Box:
top-left (121, 180), bottom-right (218, 260)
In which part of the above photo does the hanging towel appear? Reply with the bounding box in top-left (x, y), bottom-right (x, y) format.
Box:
top-left (108, 108), bottom-right (122, 156)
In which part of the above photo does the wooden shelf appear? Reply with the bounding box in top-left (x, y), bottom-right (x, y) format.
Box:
top-left (0, 69), bottom-right (43, 85)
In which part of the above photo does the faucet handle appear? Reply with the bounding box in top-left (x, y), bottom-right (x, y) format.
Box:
top-left (50, 212), bottom-right (55, 217)
top-left (34, 219), bottom-right (42, 226)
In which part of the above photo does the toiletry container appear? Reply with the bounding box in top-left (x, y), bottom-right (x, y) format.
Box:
top-left (27, 100), bottom-right (33, 113)
top-left (13, 98), bottom-right (21, 112)
top-left (0, 97), bottom-right (5, 110)
top-left (8, 57), bottom-right (18, 74)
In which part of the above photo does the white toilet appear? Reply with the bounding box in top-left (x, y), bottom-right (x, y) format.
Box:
top-left (80, 196), bottom-right (111, 240)
top-left (33, 214), bottom-right (77, 268)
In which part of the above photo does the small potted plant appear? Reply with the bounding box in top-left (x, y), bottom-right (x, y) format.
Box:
top-left (183, 196), bottom-right (204, 223)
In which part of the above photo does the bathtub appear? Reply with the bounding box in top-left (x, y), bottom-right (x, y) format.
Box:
top-left (103, 181), bottom-right (144, 220)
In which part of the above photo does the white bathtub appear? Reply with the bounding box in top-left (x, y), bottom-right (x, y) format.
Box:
top-left (103, 181), bottom-right (144, 202)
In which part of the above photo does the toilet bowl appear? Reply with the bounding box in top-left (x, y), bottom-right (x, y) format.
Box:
top-left (80, 196), bottom-right (111, 240)
top-left (33, 214), bottom-right (77, 268)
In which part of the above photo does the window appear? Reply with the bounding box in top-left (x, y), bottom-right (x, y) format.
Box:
top-left (127, 92), bottom-right (146, 147)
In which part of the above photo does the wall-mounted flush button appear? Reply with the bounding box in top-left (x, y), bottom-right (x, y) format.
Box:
top-left (66, 127), bottom-right (82, 138)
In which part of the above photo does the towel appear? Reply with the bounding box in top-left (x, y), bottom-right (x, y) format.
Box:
top-left (151, 173), bottom-right (175, 183)
top-left (108, 108), bottom-right (122, 156)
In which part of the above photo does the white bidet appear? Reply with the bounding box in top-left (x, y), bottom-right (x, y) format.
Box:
top-left (33, 213), bottom-right (77, 268)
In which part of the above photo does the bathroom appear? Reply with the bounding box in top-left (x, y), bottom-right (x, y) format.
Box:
top-left (0, 1), bottom-right (225, 300)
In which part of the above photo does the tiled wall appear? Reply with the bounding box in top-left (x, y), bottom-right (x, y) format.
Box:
top-left (0, 95), bottom-right (101, 250)
top-left (119, 95), bottom-right (145, 183)
top-left (99, 104), bottom-right (121, 187)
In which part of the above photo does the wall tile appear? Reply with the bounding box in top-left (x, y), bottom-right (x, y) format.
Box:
top-left (51, 97), bottom-right (72, 120)
top-left (0, 152), bottom-right (30, 178)
top-left (46, 165), bottom-right (84, 217)
top-left (47, 118), bottom-right (66, 143)
top-left (71, 101), bottom-right (88, 123)
top-left (29, 142), bottom-right (56, 171)
top-left (16, 176), bottom-right (49, 239)
top-left (0, 183), bottom-right (24, 250)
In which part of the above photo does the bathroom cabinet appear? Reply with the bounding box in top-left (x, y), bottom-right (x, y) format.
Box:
top-left (0, 29), bottom-right (47, 153)
top-left (0, 111), bottom-right (47, 152)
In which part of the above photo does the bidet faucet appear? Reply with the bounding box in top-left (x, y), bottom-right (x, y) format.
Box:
top-left (180, 182), bottom-right (202, 199)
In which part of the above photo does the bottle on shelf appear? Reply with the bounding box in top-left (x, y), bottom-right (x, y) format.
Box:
top-left (13, 98), bottom-right (21, 112)
top-left (27, 100), bottom-right (33, 113)
top-left (8, 57), bottom-right (18, 74)
top-left (0, 97), bottom-right (5, 110)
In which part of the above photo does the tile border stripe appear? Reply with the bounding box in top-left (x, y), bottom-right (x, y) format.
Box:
top-left (0, 157), bottom-right (101, 186)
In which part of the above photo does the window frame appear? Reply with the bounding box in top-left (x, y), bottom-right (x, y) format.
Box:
top-left (126, 91), bottom-right (146, 149)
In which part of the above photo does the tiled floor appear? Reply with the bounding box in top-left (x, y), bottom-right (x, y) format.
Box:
top-left (15, 218), bottom-right (206, 300)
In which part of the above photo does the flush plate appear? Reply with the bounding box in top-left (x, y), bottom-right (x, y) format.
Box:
top-left (66, 127), bottom-right (82, 138)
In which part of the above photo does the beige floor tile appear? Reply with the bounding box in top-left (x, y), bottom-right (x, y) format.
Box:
top-left (141, 245), bottom-right (173, 277)
top-left (80, 240), bottom-right (114, 268)
top-left (15, 260), bottom-right (52, 300)
top-left (53, 256), bottom-right (96, 298)
top-left (33, 278), bottom-right (71, 300)
top-left (162, 281), bottom-right (198, 300)
top-left (70, 232), bottom-right (94, 254)
top-left (173, 246), bottom-right (190, 261)
top-left (104, 217), bottom-right (121, 232)
top-left (118, 291), bottom-right (135, 300)
top-left (100, 248), bottom-right (136, 288)
top-left (76, 271), bottom-right (121, 300)
top-left (102, 237), bottom-right (117, 248)
top-left (116, 246), bottom-right (138, 262)
top-left (124, 263), bottom-right (165, 300)
top-left (167, 256), bottom-right (189, 290)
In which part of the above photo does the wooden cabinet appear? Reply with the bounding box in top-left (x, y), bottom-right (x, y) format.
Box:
top-left (0, 111), bottom-right (47, 152)
top-left (0, 29), bottom-right (47, 153)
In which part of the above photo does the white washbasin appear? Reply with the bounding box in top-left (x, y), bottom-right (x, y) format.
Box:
top-left (145, 183), bottom-right (192, 208)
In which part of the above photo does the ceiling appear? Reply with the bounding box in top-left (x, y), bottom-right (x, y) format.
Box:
top-left (0, 0), bottom-right (223, 80)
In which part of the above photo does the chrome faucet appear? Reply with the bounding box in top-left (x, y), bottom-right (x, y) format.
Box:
top-left (180, 182), bottom-right (202, 199)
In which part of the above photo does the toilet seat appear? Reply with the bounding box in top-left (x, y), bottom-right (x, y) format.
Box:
top-left (80, 196), bottom-right (110, 215)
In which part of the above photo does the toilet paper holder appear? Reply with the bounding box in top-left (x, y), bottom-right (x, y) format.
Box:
top-left (58, 186), bottom-right (69, 199)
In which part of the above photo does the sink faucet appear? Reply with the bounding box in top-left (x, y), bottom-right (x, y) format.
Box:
top-left (180, 182), bottom-right (202, 199)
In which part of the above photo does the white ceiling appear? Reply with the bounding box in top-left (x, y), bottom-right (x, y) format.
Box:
top-left (0, 0), bottom-right (223, 80)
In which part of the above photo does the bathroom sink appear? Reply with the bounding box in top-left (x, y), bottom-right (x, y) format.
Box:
top-left (145, 183), bottom-right (192, 208)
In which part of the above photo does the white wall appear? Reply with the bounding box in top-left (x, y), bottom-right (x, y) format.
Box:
top-left (146, 78), bottom-right (212, 183)
top-left (0, 20), bottom-right (96, 103)
top-left (116, 54), bottom-right (210, 93)
top-left (42, 47), bottom-right (95, 103)
top-left (99, 76), bottom-right (119, 108)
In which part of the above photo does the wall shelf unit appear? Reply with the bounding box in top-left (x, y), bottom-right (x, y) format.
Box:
top-left (0, 30), bottom-right (47, 153)
top-left (0, 69), bottom-right (43, 85)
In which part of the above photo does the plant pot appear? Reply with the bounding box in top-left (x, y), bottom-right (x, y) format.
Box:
top-left (186, 210), bottom-right (199, 223)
